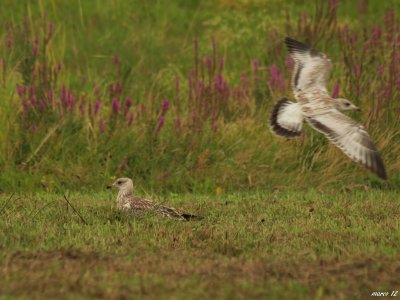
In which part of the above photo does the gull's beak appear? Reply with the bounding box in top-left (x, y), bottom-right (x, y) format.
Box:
top-left (106, 183), bottom-right (115, 189)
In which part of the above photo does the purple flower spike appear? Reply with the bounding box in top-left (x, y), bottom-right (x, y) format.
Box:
top-left (251, 59), bottom-right (259, 75)
top-left (39, 100), bottom-right (46, 111)
top-left (94, 100), bottom-right (101, 115)
top-left (174, 118), bottom-right (181, 129)
top-left (114, 83), bottom-right (123, 94)
top-left (268, 64), bottom-right (286, 92)
top-left (16, 86), bottom-right (25, 97)
top-left (155, 116), bottom-right (165, 135)
top-left (127, 112), bottom-right (134, 126)
top-left (372, 26), bottom-right (381, 40)
top-left (161, 98), bottom-right (170, 115)
top-left (33, 35), bottom-right (39, 56)
top-left (377, 65), bottom-right (384, 76)
top-left (99, 119), bottom-right (105, 132)
top-left (331, 81), bottom-right (340, 98)
top-left (125, 98), bottom-right (132, 108)
top-left (111, 97), bottom-right (120, 114)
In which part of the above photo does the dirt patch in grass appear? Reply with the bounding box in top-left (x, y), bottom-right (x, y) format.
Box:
top-left (1, 249), bottom-right (399, 299)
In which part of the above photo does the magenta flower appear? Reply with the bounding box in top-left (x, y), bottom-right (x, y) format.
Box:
top-left (377, 65), bottom-right (384, 76)
top-left (268, 64), bottom-right (286, 92)
top-left (174, 118), bottom-right (181, 129)
top-left (241, 71), bottom-right (249, 90)
top-left (161, 98), bottom-right (170, 115)
top-left (125, 98), bottom-right (132, 108)
top-left (39, 100), bottom-right (46, 111)
top-left (111, 97), bottom-right (120, 114)
top-left (372, 26), bottom-right (382, 40)
top-left (251, 59), bottom-right (259, 76)
top-left (16, 86), bottom-right (25, 96)
top-left (155, 116), bottom-right (165, 135)
top-left (114, 82), bottom-right (123, 94)
top-left (127, 112), bottom-right (134, 126)
top-left (215, 74), bottom-right (224, 92)
top-left (331, 82), bottom-right (340, 98)
top-left (33, 35), bottom-right (39, 56)
top-left (94, 100), bottom-right (101, 115)
top-left (99, 119), bottom-right (105, 132)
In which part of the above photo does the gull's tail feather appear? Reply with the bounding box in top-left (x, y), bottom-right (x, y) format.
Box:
top-left (270, 97), bottom-right (303, 138)
top-left (285, 37), bottom-right (310, 54)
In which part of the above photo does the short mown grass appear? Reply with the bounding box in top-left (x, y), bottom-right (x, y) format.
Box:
top-left (1, 189), bottom-right (399, 299)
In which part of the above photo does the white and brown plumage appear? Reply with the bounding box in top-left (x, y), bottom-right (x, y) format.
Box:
top-left (269, 37), bottom-right (387, 179)
top-left (107, 178), bottom-right (202, 220)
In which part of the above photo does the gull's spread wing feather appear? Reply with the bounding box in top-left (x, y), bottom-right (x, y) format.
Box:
top-left (270, 97), bottom-right (303, 138)
top-left (305, 109), bottom-right (387, 179)
top-left (285, 37), bottom-right (332, 93)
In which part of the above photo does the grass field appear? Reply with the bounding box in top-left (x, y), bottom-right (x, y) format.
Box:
top-left (1, 190), bottom-right (399, 299)
top-left (1, 0), bottom-right (400, 299)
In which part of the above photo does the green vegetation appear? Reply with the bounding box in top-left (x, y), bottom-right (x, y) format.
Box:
top-left (1, 1), bottom-right (400, 299)
top-left (1, 190), bottom-right (399, 299)
top-left (0, 0), bottom-right (399, 193)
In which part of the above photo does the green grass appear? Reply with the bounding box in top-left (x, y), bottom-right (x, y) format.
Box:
top-left (1, 190), bottom-right (399, 299)
top-left (0, 0), bottom-right (399, 193)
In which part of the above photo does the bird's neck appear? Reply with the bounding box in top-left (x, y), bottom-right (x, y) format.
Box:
top-left (117, 189), bottom-right (133, 202)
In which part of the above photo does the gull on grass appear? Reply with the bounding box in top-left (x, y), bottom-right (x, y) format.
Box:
top-left (107, 178), bottom-right (202, 220)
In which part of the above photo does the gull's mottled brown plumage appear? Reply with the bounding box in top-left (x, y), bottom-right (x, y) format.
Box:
top-left (107, 178), bottom-right (202, 220)
top-left (269, 37), bottom-right (387, 179)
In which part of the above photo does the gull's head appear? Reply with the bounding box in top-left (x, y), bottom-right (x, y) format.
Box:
top-left (335, 98), bottom-right (360, 112)
top-left (107, 177), bottom-right (133, 194)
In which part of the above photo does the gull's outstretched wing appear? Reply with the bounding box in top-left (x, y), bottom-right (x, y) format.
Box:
top-left (270, 97), bottom-right (303, 138)
top-left (285, 37), bottom-right (332, 93)
top-left (305, 110), bottom-right (387, 179)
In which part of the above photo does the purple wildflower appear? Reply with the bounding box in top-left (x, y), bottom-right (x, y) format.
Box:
top-left (39, 100), bottom-right (46, 111)
top-left (268, 64), bottom-right (286, 92)
top-left (127, 112), bottom-right (134, 126)
top-left (331, 82), bottom-right (340, 98)
top-left (16, 86), bottom-right (25, 97)
top-left (155, 116), bottom-right (165, 135)
top-left (33, 35), bottom-right (39, 56)
top-left (174, 118), bottom-right (181, 129)
top-left (94, 100), bottom-right (101, 115)
top-left (114, 82), bottom-right (123, 94)
top-left (99, 119), bottom-right (105, 132)
top-left (111, 97), bottom-right (120, 114)
top-left (125, 98), bottom-right (132, 108)
top-left (161, 98), bottom-right (169, 115)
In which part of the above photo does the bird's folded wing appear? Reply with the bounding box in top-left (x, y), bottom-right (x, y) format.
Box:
top-left (305, 109), bottom-right (387, 179)
top-left (270, 97), bottom-right (303, 138)
top-left (285, 37), bottom-right (332, 92)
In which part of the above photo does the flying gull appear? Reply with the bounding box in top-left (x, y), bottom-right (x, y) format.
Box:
top-left (107, 178), bottom-right (202, 220)
top-left (269, 37), bottom-right (387, 179)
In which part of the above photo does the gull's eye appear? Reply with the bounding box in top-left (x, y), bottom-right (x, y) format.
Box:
top-left (117, 180), bottom-right (122, 185)
top-left (345, 102), bottom-right (350, 106)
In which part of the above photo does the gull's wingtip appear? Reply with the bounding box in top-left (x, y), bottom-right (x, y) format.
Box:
top-left (373, 154), bottom-right (387, 180)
